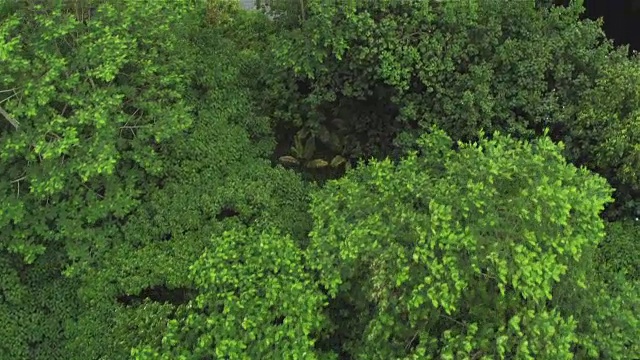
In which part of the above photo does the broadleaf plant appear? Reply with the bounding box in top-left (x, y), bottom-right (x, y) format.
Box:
top-left (305, 127), bottom-right (631, 359)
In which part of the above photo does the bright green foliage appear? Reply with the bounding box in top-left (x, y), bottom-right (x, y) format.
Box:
top-left (0, 1), bottom-right (313, 358)
top-left (111, 86), bottom-right (316, 360)
top-left (58, 8), bottom-right (316, 359)
top-left (131, 226), bottom-right (328, 360)
top-left (306, 128), bottom-right (618, 358)
top-left (0, 1), bottom-right (201, 358)
top-left (0, 0), bottom-right (196, 263)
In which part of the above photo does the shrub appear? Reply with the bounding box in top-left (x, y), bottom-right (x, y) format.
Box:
top-left (305, 127), bottom-right (632, 358)
top-left (261, 0), bottom-right (639, 216)
top-left (0, 0), bottom-right (198, 264)
top-left (132, 226), bottom-right (328, 360)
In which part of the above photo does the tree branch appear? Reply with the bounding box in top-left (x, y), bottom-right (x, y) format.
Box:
top-left (0, 105), bottom-right (20, 129)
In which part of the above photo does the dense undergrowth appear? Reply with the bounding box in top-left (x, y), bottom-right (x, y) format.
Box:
top-left (0, 0), bottom-right (638, 359)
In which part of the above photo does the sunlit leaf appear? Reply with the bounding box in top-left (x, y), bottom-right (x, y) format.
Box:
top-left (306, 159), bottom-right (329, 168)
top-left (279, 155), bottom-right (300, 165)
top-left (330, 155), bottom-right (346, 168)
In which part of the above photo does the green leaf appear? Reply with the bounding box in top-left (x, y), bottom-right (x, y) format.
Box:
top-left (303, 135), bottom-right (316, 160)
top-left (293, 132), bottom-right (305, 157)
top-left (331, 118), bottom-right (345, 129)
top-left (279, 156), bottom-right (300, 165)
top-left (317, 125), bottom-right (331, 144)
top-left (306, 159), bottom-right (329, 168)
top-left (329, 155), bottom-right (346, 168)
top-left (297, 128), bottom-right (310, 140)
top-left (328, 133), bottom-right (343, 152)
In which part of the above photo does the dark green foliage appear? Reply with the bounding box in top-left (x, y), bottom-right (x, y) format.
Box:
top-left (256, 0), bottom-right (308, 29)
top-left (261, 0), bottom-right (639, 216)
top-left (570, 55), bottom-right (640, 219)
top-left (0, 248), bottom-right (81, 360)
top-left (597, 221), bottom-right (640, 281)
top-left (566, 269), bottom-right (640, 359)
top-left (262, 0), bottom-right (601, 151)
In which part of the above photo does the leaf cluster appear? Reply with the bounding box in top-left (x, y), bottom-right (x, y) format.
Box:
top-left (306, 128), bottom-right (622, 358)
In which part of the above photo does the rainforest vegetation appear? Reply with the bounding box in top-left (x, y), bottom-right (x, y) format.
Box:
top-left (0, 0), bottom-right (638, 359)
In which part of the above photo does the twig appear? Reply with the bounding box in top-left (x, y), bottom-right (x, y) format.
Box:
top-left (405, 331), bottom-right (419, 350)
top-left (11, 176), bottom-right (26, 183)
top-left (46, 132), bottom-right (61, 140)
top-left (120, 125), bottom-right (151, 129)
top-left (439, 313), bottom-right (467, 328)
top-left (0, 105), bottom-right (20, 129)
top-left (12, 175), bottom-right (26, 198)
top-left (81, 183), bottom-right (104, 199)
top-left (0, 91), bottom-right (19, 105)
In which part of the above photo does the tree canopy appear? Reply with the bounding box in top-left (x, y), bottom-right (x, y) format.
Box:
top-left (0, 0), bottom-right (638, 359)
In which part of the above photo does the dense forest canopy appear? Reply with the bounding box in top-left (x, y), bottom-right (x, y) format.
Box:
top-left (0, 0), bottom-right (638, 359)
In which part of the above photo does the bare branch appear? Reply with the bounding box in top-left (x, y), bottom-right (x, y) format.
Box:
top-left (0, 93), bottom-right (19, 106)
top-left (120, 124), bottom-right (151, 129)
top-left (81, 183), bottom-right (104, 199)
top-left (11, 176), bottom-right (26, 183)
top-left (0, 105), bottom-right (20, 129)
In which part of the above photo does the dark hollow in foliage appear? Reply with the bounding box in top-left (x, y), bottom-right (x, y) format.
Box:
top-left (272, 315), bottom-right (285, 326)
top-left (215, 207), bottom-right (240, 220)
top-left (583, 0), bottom-right (640, 52)
top-left (116, 285), bottom-right (195, 307)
